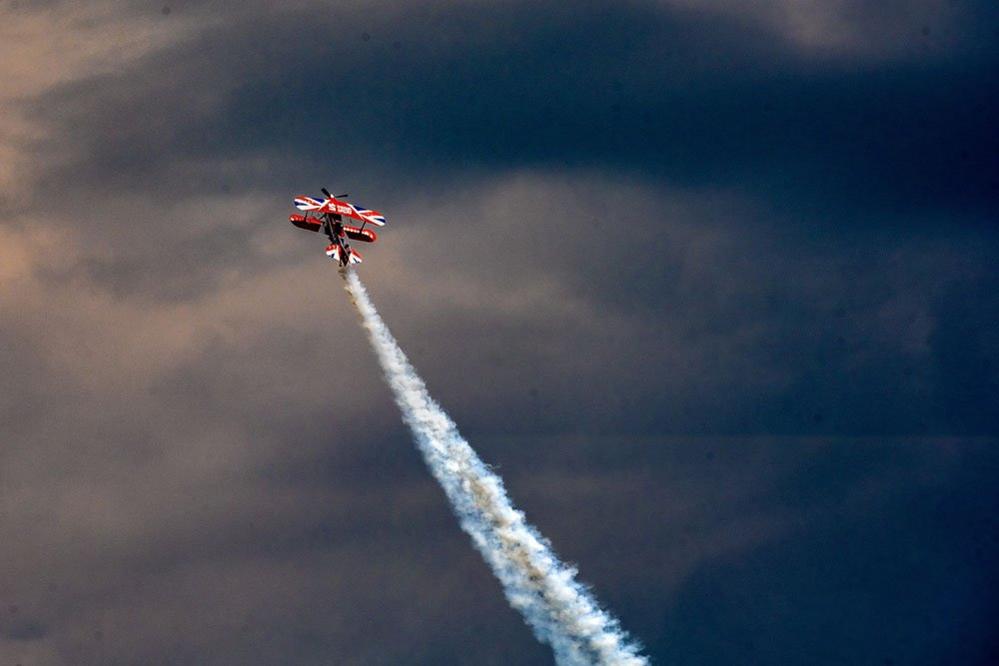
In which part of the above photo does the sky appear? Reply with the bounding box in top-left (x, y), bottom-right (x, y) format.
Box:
top-left (1, 1), bottom-right (998, 664)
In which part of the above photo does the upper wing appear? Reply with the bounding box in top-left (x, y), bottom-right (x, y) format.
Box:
top-left (348, 204), bottom-right (386, 227)
top-left (294, 195), bottom-right (326, 211)
top-left (295, 195), bottom-right (386, 227)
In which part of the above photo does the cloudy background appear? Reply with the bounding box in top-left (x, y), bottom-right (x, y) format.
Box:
top-left (2, 1), bottom-right (998, 664)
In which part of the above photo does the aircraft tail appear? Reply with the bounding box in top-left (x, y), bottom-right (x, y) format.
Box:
top-left (325, 244), bottom-right (363, 265)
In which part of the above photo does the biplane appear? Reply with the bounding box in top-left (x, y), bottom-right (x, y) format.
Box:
top-left (289, 188), bottom-right (386, 267)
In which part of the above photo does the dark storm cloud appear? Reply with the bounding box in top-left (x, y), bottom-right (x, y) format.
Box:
top-left (28, 0), bottom-right (999, 216)
top-left (447, 433), bottom-right (999, 665)
top-left (339, 174), bottom-right (999, 438)
top-left (3, 1), bottom-right (999, 664)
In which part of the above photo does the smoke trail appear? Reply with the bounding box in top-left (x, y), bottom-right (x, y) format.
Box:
top-left (341, 269), bottom-right (647, 666)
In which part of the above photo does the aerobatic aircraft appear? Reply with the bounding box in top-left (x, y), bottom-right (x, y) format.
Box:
top-left (289, 188), bottom-right (386, 267)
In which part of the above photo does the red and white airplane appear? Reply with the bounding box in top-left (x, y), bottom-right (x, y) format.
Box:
top-left (289, 188), bottom-right (386, 267)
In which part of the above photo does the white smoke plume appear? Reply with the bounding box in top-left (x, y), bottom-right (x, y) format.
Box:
top-left (341, 269), bottom-right (647, 666)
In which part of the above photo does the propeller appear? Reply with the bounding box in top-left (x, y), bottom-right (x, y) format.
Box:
top-left (320, 187), bottom-right (350, 200)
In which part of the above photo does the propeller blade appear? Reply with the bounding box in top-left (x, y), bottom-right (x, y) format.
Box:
top-left (321, 187), bottom-right (332, 199)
